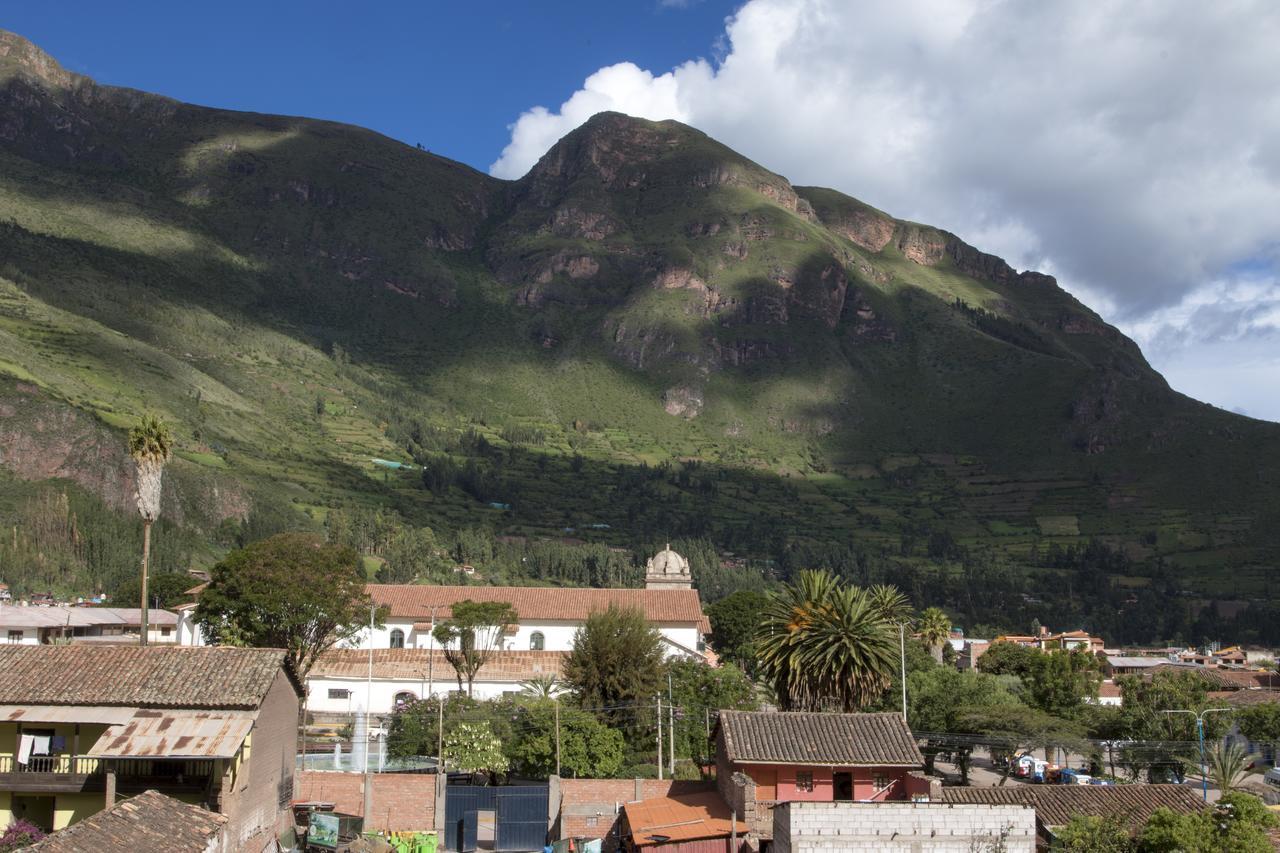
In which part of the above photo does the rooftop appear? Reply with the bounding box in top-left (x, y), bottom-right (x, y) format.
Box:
top-left (26, 789), bottom-right (227, 852)
top-left (0, 645), bottom-right (291, 709)
top-left (312, 648), bottom-right (567, 682)
top-left (718, 710), bottom-right (923, 767)
top-left (940, 784), bottom-right (1203, 832)
top-left (0, 606), bottom-right (178, 629)
top-left (623, 792), bottom-right (745, 848)
top-left (367, 584), bottom-right (710, 630)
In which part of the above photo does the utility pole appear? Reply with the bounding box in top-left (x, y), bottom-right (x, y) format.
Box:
top-left (426, 604), bottom-right (440, 699)
top-left (1163, 708), bottom-right (1231, 801)
top-left (555, 698), bottom-right (561, 777)
top-left (656, 695), bottom-right (663, 780)
top-left (437, 694), bottom-right (445, 773)
top-left (899, 623), bottom-right (908, 723)
top-left (668, 673), bottom-right (675, 777)
top-left (363, 601), bottom-right (375, 822)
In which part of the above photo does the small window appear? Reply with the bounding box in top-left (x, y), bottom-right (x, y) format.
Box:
top-left (160, 627), bottom-right (172, 637)
top-left (328, 688), bottom-right (351, 700)
top-left (873, 773), bottom-right (889, 791)
top-left (530, 631), bottom-right (545, 651)
top-left (795, 772), bottom-right (814, 793)
top-left (585, 817), bottom-right (599, 828)
top-left (390, 629), bottom-right (405, 649)
top-left (394, 691), bottom-right (416, 707)
top-left (7, 630), bottom-right (22, 643)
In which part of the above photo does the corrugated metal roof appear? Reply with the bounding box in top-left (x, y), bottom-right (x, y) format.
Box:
top-left (87, 710), bottom-right (256, 758)
top-left (0, 646), bottom-right (289, 709)
top-left (368, 584), bottom-right (709, 631)
top-left (719, 711), bottom-right (923, 767)
top-left (624, 792), bottom-right (745, 847)
top-left (0, 607), bottom-right (178, 629)
top-left (0, 705), bottom-right (137, 724)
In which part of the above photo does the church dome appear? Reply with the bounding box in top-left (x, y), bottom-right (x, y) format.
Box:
top-left (645, 544), bottom-right (692, 589)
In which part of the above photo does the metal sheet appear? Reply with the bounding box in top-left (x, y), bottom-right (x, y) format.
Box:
top-left (0, 704), bottom-right (137, 724)
top-left (86, 709), bottom-right (255, 758)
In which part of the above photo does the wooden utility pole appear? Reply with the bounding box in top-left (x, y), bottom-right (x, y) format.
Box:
top-left (668, 674), bottom-right (675, 777)
top-left (656, 695), bottom-right (663, 781)
top-left (554, 698), bottom-right (561, 777)
top-left (437, 696), bottom-right (444, 772)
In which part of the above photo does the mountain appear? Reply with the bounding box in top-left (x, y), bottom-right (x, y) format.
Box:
top-left (0, 31), bottom-right (1277, 639)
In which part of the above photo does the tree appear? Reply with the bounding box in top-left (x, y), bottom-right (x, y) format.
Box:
top-left (1236, 701), bottom-right (1280, 756)
top-left (867, 584), bottom-right (913, 625)
top-left (977, 642), bottom-right (1043, 679)
top-left (519, 674), bottom-right (563, 699)
top-left (1052, 815), bottom-right (1134, 852)
top-left (756, 571), bottom-right (896, 712)
top-left (1196, 739), bottom-right (1257, 795)
top-left (111, 570), bottom-right (197, 610)
top-left (955, 705), bottom-right (1088, 785)
top-left (1139, 793), bottom-right (1277, 853)
top-left (907, 667), bottom-right (1020, 734)
top-left (916, 607), bottom-right (952, 664)
top-left (707, 590), bottom-right (769, 675)
top-left (193, 533), bottom-right (372, 677)
top-left (386, 693), bottom-right (485, 760)
top-left (444, 721), bottom-right (509, 782)
top-left (563, 605), bottom-right (665, 736)
top-left (432, 600), bottom-right (518, 697)
top-left (668, 659), bottom-right (759, 768)
top-left (1028, 650), bottom-right (1101, 718)
top-left (128, 414), bottom-right (173, 646)
top-left (506, 700), bottom-right (624, 778)
top-left (378, 526), bottom-right (453, 583)
top-left (0, 819), bottom-right (47, 853)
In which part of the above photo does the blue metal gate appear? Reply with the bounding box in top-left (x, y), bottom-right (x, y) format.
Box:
top-left (445, 785), bottom-right (548, 852)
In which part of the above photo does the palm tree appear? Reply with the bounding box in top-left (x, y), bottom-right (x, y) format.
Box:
top-left (128, 415), bottom-right (173, 646)
top-left (917, 607), bottom-right (952, 663)
top-left (756, 571), bottom-right (896, 712)
top-left (1195, 739), bottom-right (1257, 794)
top-left (867, 584), bottom-right (913, 626)
top-left (519, 674), bottom-right (562, 699)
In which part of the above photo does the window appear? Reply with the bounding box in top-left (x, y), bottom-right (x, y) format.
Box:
top-left (795, 772), bottom-right (814, 793)
top-left (390, 629), bottom-right (405, 649)
top-left (328, 688), bottom-right (351, 700)
top-left (873, 773), bottom-right (889, 791)
top-left (160, 627), bottom-right (172, 637)
top-left (7, 630), bottom-right (22, 644)
top-left (529, 631), bottom-right (545, 651)
top-left (394, 691), bottom-right (416, 707)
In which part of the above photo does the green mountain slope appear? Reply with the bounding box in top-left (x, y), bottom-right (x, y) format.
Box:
top-left (0, 31), bottom-right (1276, 636)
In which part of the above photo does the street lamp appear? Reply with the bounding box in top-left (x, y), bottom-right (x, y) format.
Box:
top-left (1163, 708), bottom-right (1232, 801)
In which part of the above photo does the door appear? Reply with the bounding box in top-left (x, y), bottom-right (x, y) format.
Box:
top-left (494, 786), bottom-right (550, 852)
top-left (833, 771), bottom-right (853, 801)
top-left (461, 811), bottom-right (479, 853)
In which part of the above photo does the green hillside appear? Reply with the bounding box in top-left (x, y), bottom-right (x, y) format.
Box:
top-left (0, 30), bottom-right (1276, 643)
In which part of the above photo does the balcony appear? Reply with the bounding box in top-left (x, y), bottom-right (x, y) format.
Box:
top-left (0, 754), bottom-right (216, 794)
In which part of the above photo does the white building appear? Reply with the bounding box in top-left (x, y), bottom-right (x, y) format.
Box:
top-left (307, 648), bottom-right (567, 716)
top-left (356, 547), bottom-right (710, 661)
top-left (0, 605), bottom-right (179, 645)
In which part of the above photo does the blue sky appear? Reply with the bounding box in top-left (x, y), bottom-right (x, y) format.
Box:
top-left (3, 1), bottom-right (738, 171)
top-left (5, 1), bottom-right (1279, 421)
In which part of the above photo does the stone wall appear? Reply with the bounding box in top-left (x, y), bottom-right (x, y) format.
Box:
top-left (772, 801), bottom-right (1036, 853)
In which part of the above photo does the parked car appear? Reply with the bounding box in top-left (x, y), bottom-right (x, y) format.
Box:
top-left (1264, 767), bottom-right (1280, 789)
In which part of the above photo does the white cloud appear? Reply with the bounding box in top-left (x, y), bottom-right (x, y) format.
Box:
top-left (489, 0), bottom-right (1280, 420)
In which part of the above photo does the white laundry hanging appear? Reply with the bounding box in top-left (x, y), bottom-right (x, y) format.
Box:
top-left (16, 734), bottom-right (34, 766)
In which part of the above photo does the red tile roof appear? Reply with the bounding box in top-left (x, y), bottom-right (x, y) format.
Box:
top-left (367, 584), bottom-right (709, 631)
top-left (624, 792), bottom-right (746, 847)
top-left (312, 648), bottom-right (567, 682)
top-left (27, 789), bottom-right (226, 852)
top-left (0, 646), bottom-right (291, 709)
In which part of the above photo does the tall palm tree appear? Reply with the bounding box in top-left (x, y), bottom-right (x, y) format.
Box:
top-left (1196, 739), bottom-right (1257, 794)
top-left (756, 571), bottom-right (896, 712)
top-left (867, 584), bottom-right (913, 626)
top-left (917, 607), bottom-right (952, 664)
top-left (128, 415), bottom-right (173, 646)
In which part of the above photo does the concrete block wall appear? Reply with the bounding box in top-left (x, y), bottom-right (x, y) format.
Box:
top-left (773, 801), bottom-right (1035, 853)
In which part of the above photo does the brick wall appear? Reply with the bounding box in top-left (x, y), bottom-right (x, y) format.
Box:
top-left (222, 669), bottom-right (301, 849)
top-left (558, 778), bottom-right (716, 852)
top-left (298, 771), bottom-right (437, 833)
top-left (772, 802), bottom-right (1036, 853)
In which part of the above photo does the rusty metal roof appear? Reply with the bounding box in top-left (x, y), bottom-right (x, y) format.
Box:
top-left (0, 705), bottom-right (136, 724)
top-left (0, 645), bottom-right (289, 709)
top-left (26, 789), bottom-right (227, 852)
top-left (87, 709), bottom-right (256, 759)
top-left (623, 792), bottom-right (746, 847)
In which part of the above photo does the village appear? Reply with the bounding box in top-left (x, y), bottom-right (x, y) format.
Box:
top-left (3, 544), bottom-right (1280, 852)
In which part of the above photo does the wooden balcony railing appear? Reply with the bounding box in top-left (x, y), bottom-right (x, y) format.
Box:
top-left (0, 754), bottom-right (215, 779)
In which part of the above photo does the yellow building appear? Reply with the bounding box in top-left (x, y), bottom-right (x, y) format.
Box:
top-left (0, 645), bottom-right (300, 849)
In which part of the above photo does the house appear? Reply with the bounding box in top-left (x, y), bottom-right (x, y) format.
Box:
top-left (941, 784), bottom-right (1204, 850)
top-left (25, 789), bottom-right (228, 852)
top-left (0, 645), bottom-right (300, 851)
top-left (991, 627), bottom-right (1105, 654)
top-left (955, 640), bottom-right (990, 670)
top-left (620, 791), bottom-right (747, 853)
top-left (1104, 656), bottom-right (1171, 676)
top-left (358, 548), bottom-right (709, 661)
top-left (713, 711), bottom-right (928, 842)
top-left (0, 607), bottom-right (180, 645)
top-left (307, 648), bottom-right (568, 717)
